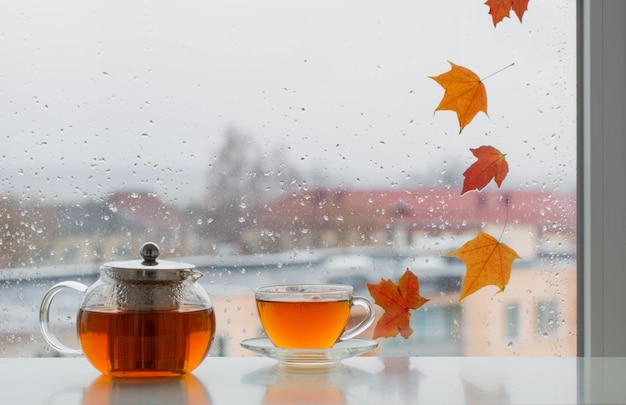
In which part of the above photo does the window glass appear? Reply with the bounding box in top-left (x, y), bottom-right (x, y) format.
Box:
top-left (0, 0), bottom-right (576, 357)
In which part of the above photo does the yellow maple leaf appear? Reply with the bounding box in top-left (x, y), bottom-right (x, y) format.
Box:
top-left (447, 231), bottom-right (520, 301)
top-left (429, 61), bottom-right (488, 133)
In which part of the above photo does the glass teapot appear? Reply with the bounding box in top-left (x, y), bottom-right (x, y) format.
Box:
top-left (39, 242), bottom-right (216, 377)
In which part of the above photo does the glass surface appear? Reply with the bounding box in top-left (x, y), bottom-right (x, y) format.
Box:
top-left (0, 0), bottom-right (577, 357)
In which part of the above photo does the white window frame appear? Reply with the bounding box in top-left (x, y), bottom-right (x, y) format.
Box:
top-left (583, 0), bottom-right (626, 356)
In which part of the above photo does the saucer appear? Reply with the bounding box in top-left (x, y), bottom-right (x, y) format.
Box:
top-left (240, 338), bottom-right (378, 367)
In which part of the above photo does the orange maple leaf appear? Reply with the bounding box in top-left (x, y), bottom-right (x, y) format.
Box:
top-left (461, 145), bottom-right (509, 194)
top-left (366, 269), bottom-right (429, 339)
top-left (429, 61), bottom-right (488, 134)
top-left (511, 0), bottom-right (529, 21)
top-left (485, 0), bottom-right (530, 27)
top-left (447, 231), bottom-right (521, 301)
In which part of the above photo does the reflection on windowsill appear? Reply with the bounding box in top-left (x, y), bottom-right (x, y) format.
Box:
top-left (81, 374), bottom-right (211, 405)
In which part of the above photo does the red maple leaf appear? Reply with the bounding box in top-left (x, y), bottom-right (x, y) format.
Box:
top-left (366, 269), bottom-right (429, 339)
top-left (461, 145), bottom-right (509, 194)
top-left (485, 0), bottom-right (530, 27)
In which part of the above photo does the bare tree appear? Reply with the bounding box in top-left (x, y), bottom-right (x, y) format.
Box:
top-left (204, 128), bottom-right (301, 248)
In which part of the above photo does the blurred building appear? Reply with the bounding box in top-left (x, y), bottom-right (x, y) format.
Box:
top-left (242, 187), bottom-right (576, 257)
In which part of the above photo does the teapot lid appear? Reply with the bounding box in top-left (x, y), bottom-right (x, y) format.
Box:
top-left (101, 242), bottom-right (198, 281)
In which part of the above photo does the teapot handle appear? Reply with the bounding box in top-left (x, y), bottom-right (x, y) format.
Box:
top-left (39, 281), bottom-right (88, 355)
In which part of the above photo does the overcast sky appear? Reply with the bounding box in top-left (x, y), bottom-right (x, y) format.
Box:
top-left (0, 0), bottom-right (577, 204)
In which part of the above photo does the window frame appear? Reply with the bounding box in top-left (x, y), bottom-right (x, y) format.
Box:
top-left (582, 0), bottom-right (626, 356)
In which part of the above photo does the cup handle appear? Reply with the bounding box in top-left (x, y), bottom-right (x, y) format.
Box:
top-left (39, 281), bottom-right (88, 355)
top-left (339, 296), bottom-right (376, 341)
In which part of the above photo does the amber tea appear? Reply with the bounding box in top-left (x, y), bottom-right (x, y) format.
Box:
top-left (78, 305), bottom-right (215, 377)
top-left (256, 298), bottom-right (351, 348)
top-left (254, 284), bottom-right (375, 349)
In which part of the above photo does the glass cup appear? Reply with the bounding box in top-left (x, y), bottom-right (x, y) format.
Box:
top-left (254, 284), bottom-right (375, 349)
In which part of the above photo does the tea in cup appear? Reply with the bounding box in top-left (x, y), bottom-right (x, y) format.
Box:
top-left (255, 284), bottom-right (375, 349)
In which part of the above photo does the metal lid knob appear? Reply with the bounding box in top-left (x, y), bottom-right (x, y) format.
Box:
top-left (140, 242), bottom-right (160, 266)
